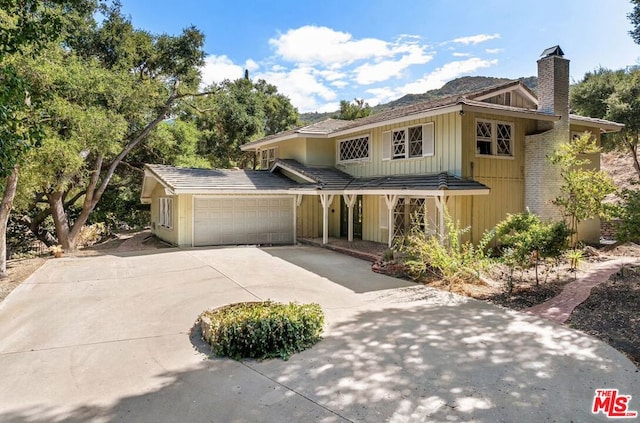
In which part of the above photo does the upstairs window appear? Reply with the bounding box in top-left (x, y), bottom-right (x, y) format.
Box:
top-left (383, 122), bottom-right (435, 161)
top-left (259, 147), bottom-right (278, 169)
top-left (338, 136), bottom-right (370, 162)
top-left (476, 119), bottom-right (513, 157)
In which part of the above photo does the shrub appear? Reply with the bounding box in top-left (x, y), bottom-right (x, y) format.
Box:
top-left (77, 222), bottom-right (109, 247)
top-left (200, 301), bottom-right (324, 360)
top-left (399, 212), bottom-right (494, 284)
top-left (616, 187), bottom-right (640, 243)
top-left (495, 212), bottom-right (570, 290)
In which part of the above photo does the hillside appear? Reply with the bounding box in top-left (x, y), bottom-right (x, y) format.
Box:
top-left (299, 75), bottom-right (537, 124)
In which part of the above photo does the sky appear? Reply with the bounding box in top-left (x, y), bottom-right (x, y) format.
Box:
top-left (120, 0), bottom-right (640, 113)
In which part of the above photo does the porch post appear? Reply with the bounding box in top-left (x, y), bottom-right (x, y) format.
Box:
top-left (342, 194), bottom-right (357, 242)
top-left (436, 194), bottom-right (446, 243)
top-left (384, 194), bottom-right (398, 248)
top-left (319, 193), bottom-right (334, 245)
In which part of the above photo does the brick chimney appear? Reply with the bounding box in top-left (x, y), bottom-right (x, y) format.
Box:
top-left (524, 46), bottom-right (570, 221)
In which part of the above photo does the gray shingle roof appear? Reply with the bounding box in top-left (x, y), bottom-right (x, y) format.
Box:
top-left (272, 159), bottom-right (488, 193)
top-left (145, 164), bottom-right (302, 192)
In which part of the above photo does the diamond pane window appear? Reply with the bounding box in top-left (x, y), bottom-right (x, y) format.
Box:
top-left (476, 120), bottom-right (492, 155)
top-left (408, 126), bottom-right (423, 157)
top-left (339, 136), bottom-right (370, 161)
top-left (496, 123), bottom-right (512, 156)
top-left (392, 130), bottom-right (406, 159)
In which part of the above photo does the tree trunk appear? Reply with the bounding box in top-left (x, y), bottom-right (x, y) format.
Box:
top-left (47, 192), bottom-right (75, 252)
top-left (629, 140), bottom-right (640, 179)
top-left (0, 166), bottom-right (20, 279)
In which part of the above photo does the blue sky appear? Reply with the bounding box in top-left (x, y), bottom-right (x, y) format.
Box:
top-left (121, 0), bottom-right (639, 113)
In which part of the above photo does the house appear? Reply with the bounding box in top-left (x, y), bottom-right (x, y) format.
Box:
top-left (141, 46), bottom-right (623, 248)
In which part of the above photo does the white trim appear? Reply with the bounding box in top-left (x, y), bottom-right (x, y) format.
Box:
top-left (158, 197), bottom-right (173, 230)
top-left (461, 103), bottom-right (560, 122)
top-left (474, 118), bottom-right (515, 159)
top-left (569, 116), bottom-right (624, 133)
top-left (336, 134), bottom-right (371, 163)
top-left (473, 85), bottom-right (538, 105)
top-left (270, 162), bottom-right (317, 183)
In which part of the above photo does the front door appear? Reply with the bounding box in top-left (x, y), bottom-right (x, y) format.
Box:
top-left (340, 195), bottom-right (363, 239)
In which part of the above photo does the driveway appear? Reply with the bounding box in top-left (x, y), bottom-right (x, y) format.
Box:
top-left (0, 246), bottom-right (637, 422)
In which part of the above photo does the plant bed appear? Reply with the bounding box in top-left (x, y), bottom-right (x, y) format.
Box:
top-left (567, 269), bottom-right (640, 368)
top-left (199, 301), bottom-right (324, 361)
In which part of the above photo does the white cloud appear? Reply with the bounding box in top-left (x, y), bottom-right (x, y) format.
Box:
top-left (200, 55), bottom-right (245, 87)
top-left (331, 80), bottom-right (348, 88)
top-left (255, 66), bottom-right (337, 113)
top-left (354, 45), bottom-right (433, 85)
top-left (398, 57), bottom-right (498, 94)
top-left (365, 87), bottom-right (398, 106)
top-left (485, 48), bottom-right (504, 54)
top-left (245, 59), bottom-right (260, 72)
top-left (269, 25), bottom-right (393, 67)
top-left (453, 33), bottom-right (500, 45)
top-left (452, 52), bottom-right (471, 57)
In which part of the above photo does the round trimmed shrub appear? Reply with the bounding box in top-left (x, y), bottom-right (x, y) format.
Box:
top-left (199, 301), bottom-right (324, 360)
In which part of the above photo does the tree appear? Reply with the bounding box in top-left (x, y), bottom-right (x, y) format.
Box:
top-left (184, 78), bottom-right (298, 168)
top-left (0, 0), bottom-right (96, 277)
top-left (549, 132), bottom-right (618, 245)
top-left (571, 67), bottom-right (640, 178)
top-left (16, 5), bottom-right (215, 252)
top-left (335, 98), bottom-right (371, 120)
top-left (629, 0), bottom-right (640, 44)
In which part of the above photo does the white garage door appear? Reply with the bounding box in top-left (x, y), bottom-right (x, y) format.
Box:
top-left (193, 197), bottom-right (294, 246)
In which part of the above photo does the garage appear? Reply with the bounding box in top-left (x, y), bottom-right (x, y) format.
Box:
top-left (193, 196), bottom-right (294, 246)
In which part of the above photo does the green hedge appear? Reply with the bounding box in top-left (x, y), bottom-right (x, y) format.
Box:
top-left (200, 301), bottom-right (324, 360)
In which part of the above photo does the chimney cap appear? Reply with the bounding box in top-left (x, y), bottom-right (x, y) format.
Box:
top-left (540, 45), bottom-right (564, 58)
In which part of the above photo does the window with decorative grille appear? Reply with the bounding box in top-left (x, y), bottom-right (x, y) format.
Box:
top-left (392, 129), bottom-right (406, 159)
top-left (393, 198), bottom-right (426, 238)
top-left (476, 119), bottom-right (513, 157)
top-left (259, 147), bottom-right (278, 169)
top-left (339, 136), bottom-right (370, 161)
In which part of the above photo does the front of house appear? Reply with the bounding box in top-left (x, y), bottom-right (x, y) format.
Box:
top-left (141, 46), bottom-right (623, 248)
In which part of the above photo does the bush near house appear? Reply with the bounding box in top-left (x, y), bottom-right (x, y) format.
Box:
top-left (199, 301), bottom-right (324, 360)
top-left (495, 212), bottom-right (571, 292)
top-left (398, 214), bottom-right (494, 285)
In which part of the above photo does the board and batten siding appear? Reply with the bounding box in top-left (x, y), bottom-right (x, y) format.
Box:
top-left (337, 112), bottom-right (463, 178)
top-left (149, 183), bottom-right (179, 246)
top-left (460, 111), bottom-right (536, 243)
top-left (296, 195), bottom-right (340, 239)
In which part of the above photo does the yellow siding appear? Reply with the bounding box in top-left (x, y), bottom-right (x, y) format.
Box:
top-left (306, 138), bottom-right (335, 166)
top-left (460, 111), bottom-right (536, 242)
top-left (337, 112), bottom-right (463, 177)
top-left (274, 138), bottom-right (307, 163)
top-left (296, 196), bottom-right (321, 238)
top-left (178, 194), bottom-right (193, 246)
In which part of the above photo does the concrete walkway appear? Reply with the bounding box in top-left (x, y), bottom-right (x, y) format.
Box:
top-left (525, 257), bottom-right (638, 324)
top-left (0, 246), bottom-right (638, 422)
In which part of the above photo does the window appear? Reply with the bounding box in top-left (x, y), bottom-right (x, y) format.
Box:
top-left (159, 197), bottom-right (173, 229)
top-left (393, 198), bottom-right (425, 238)
top-left (383, 122), bottom-right (434, 160)
top-left (338, 136), bottom-right (370, 162)
top-left (476, 119), bottom-right (513, 157)
top-left (259, 147), bottom-right (278, 169)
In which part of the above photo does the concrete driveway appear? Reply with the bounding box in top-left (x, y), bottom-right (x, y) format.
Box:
top-left (0, 246), bottom-right (637, 422)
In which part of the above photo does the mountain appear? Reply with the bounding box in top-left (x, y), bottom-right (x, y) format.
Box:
top-left (299, 75), bottom-right (538, 125)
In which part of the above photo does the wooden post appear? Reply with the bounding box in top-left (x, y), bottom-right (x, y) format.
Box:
top-left (342, 194), bottom-right (357, 242)
top-left (384, 194), bottom-right (398, 247)
top-left (319, 193), bottom-right (334, 245)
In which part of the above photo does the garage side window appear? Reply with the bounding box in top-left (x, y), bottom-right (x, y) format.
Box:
top-left (159, 197), bottom-right (173, 229)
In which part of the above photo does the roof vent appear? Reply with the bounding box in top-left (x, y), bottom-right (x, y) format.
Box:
top-left (540, 45), bottom-right (564, 58)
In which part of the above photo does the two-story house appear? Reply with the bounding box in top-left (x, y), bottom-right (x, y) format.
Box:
top-left (141, 46), bottom-right (623, 248)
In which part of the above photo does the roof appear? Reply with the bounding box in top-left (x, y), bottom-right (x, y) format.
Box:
top-left (242, 79), bottom-right (623, 150)
top-left (142, 160), bottom-right (489, 199)
top-left (271, 159), bottom-right (489, 195)
top-left (143, 164), bottom-right (302, 195)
